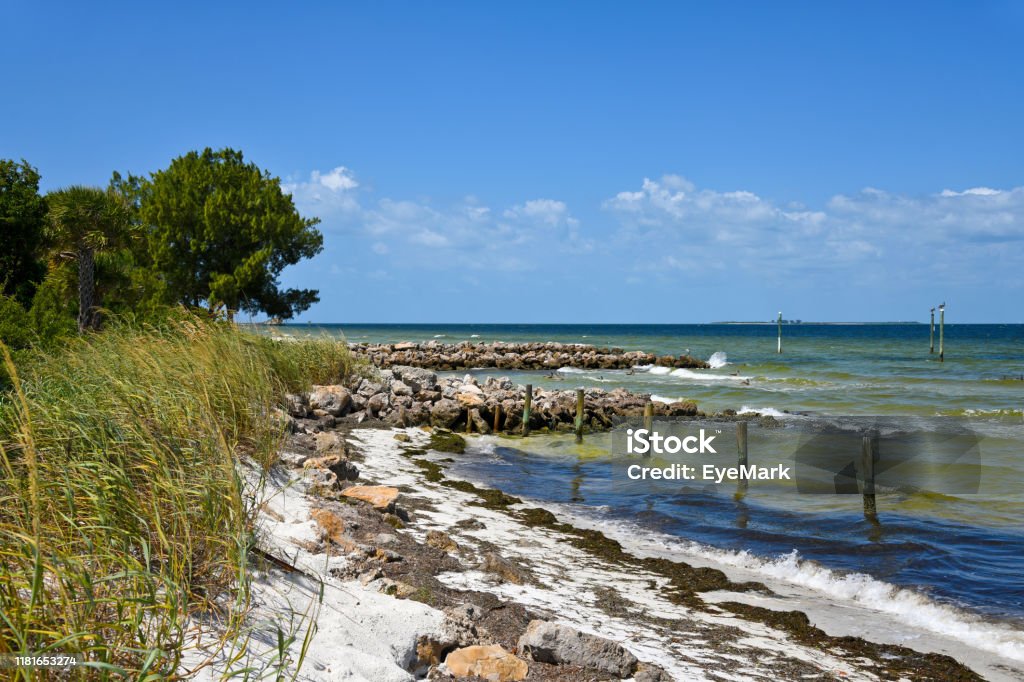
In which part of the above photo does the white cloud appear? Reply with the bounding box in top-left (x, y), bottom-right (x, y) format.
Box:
top-left (603, 176), bottom-right (1024, 286)
top-left (283, 167), bottom-right (362, 217)
top-left (410, 229), bottom-right (450, 247)
top-left (286, 166), bottom-right (587, 272)
top-left (940, 187), bottom-right (1000, 197)
top-left (504, 199), bottom-right (571, 226)
top-left (287, 164), bottom-right (1024, 295)
top-left (604, 175), bottom-right (825, 232)
top-left (312, 166), bottom-right (359, 191)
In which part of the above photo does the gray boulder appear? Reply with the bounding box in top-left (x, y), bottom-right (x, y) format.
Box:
top-left (367, 392), bottom-right (389, 416)
top-left (391, 365), bottom-right (438, 393)
top-left (390, 380), bottom-right (413, 396)
top-left (430, 398), bottom-right (462, 428)
top-left (634, 663), bottom-right (674, 682)
top-left (517, 620), bottom-right (637, 677)
top-left (308, 385), bottom-right (352, 417)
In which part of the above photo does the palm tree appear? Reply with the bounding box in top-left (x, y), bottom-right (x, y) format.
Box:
top-left (45, 186), bottom-right (129, 332)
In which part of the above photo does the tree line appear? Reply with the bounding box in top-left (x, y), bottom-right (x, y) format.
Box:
top-left (0, 148), bottom-right (323, 348)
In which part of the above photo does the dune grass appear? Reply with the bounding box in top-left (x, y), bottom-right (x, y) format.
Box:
top-left (0, 315), bottom-right (356, 679)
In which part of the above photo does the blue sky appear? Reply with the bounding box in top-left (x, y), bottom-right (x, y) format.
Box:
top-left (3, 1), bottom-right (1023, 322)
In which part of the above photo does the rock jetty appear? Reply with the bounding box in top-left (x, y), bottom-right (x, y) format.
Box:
top-left (349, 341), bottom-right (708, 371)
top-left (284, 365), bottom-right (698, 436)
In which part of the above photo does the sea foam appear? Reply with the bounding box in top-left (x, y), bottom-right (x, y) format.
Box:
top-left (707, 351), bottom-right (728, 368)
top-left (558, 508), bottom-right (1024, 664)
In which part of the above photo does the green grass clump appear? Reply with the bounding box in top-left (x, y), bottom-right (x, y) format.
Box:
top-left (0, 315), bottom-right (356, 678)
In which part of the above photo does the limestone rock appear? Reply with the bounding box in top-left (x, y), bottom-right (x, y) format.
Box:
top-left (342, 485), bottom-right (399, 511)
top-left (634, 663), bottom-right (674, 682)
top-left (308, 385), bottom-right (352, 417)
top-left (310, 508), bottom-right (346, 545)
top-left (391, 379), bottom-right (413, 396)
top-left (480, 552), bottom-right (527, 585)
top-left (430, 398), bottom-right (463, 428)
top-left (367, 392), bottom-right (389, 416)
top-left (456, 391), bottom-right (485, 408)
top-left (425, 529), bottom-right (459, 552)
top-left (277, 449), bottom-right (309, 467)
top-left (517, 620), bottom-right (638, 677)
top-left (313, 430), bottom-right (343, 453)
top-left (445, 644), bottom-right (527, 681)
top-left (393, 365), bottom-right (437, 391)
top-left (284, 393), bottom-right (309, 418)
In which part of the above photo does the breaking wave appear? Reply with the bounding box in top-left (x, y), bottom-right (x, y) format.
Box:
top-left (737, 405), bottom-right (789, 418)
top-left (558, 509), bottom-right (1024, 664)
top-left (707, 351), bottom-right (728, 369)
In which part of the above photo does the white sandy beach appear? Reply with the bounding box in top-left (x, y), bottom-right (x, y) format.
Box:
top-left (176, 425), bottom-right (1024, 681)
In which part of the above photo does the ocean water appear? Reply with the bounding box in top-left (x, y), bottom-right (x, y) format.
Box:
top-left (267, 323), bottom-right (1024, 658)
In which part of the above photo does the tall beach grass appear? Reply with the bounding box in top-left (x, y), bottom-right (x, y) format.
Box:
top-left (0, 314), bottom-right (356, 679)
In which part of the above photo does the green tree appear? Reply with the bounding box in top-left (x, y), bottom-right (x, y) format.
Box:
top-left (45, 186), bottom-right (131, 332)
top-left (139, 148), bottom-right (323, 320)
top-left (0, 159), bottom-right (48, 305)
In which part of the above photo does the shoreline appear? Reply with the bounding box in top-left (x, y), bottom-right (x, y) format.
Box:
top-left (183, 419), bottom-right (1023, 681)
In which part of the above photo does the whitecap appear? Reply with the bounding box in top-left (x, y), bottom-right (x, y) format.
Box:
top-left (738, 405), bottom-right (789, 418)
top-left (669, 368), bottom-right (749, 382)
top-left (707, 351), bottom-right (728, 369)
top-left (546, 506), bottom-right (1024, 664)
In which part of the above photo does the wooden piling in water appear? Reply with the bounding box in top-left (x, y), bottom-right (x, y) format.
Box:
top-left (466, 409), bottom-right (472, 435)
top-left (930, 307), bottom-right (935, 354)
top-left (862, 436), bottom-right (877, 519)
top-left (493, 404), bottom-right (501, 433)
top-left (736, 421), bottom-right (749, 499)
top-left (522, 384), bottom-right (532, 436)
top-left (939, 303), bottom-right (945, 362)
top-left (643, 402), bottom-right (654, 433)
top-left (575, 388), bottom-right (585, 443)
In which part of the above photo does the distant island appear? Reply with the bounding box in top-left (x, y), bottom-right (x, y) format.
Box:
top-left (712, 320), bottom-right (924, 325)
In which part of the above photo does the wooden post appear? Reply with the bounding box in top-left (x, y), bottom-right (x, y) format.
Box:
top-left (466, 409), bottom-right (473, 435)
top-left (575, 389), bottom-right (585, 443)
top-left (736, 421), bottom-right (749, 498)
top-left (861, 436), bottom-right (877, 520)
top-left (938, 303), bottom-right (945, 363)
top-left (493, 404), bottom-right (501, 433)
top-left (643, 402), bottom-right (654, 433)
top-left (777, 311), bottom-right (783, 354)
top-left (929, 307), bottom-right (935, 354)
top-left (522, 384), bottom-right (532, 436)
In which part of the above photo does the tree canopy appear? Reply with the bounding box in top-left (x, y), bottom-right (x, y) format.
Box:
top-left (45, 185), bottom-right (132, 331)
top-left (0, 159), bottom-right (47, 305)
top-left (140, 148), bottom-right (323, 320)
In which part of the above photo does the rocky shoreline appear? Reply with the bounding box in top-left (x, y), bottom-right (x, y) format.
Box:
top-left (285, 366), bottom-right (699, 436)
top-left (349, 341), bottom-right (709, 372)
top-left (182, 423), bottom-right (996, 681)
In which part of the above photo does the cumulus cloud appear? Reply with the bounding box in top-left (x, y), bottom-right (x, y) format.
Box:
top-left (283, 166), bottom-right (361, 216)
top-left (312, 166), bottom-right (358, 191)
top-left (285, 164), bottom-right (1023, 298)
top-left (504, 199), bottom-right (572, 225)
top-left (605, 175), bottom-right (825, 233)
top-left (828, 186), bottom-right (1024, 244)
top-left (285, 166), bottom-right (588, 272)
top-left (603, 175), bottom-right (1024, 289)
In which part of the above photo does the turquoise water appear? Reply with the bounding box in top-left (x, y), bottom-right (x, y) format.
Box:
top-left (269, 322), bottom-right (1023, 417)
top-left (268, 323), bottom-right (1024, 630)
